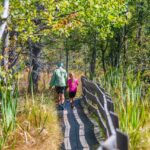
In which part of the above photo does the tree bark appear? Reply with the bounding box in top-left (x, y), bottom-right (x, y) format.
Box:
top-left (136, 2), bottom-right (144, 47)
top-left (102, 51), bottom-right (106, 74)
top-left (28, 40), bottom-right (41, 93)
top-left (123, 24), bottom-right (128, 68)
top-left (0, 0), bottom-right (9, 69)
top-left (1, 28), bottom-right (9, 69)
top-left (90, 33), bottom-right (97, 80)
top-left (84, 48), bottom-right (87, 76)
top-left (114, 31), bottom-right (122, 67)
top-left (101, 41), bottom-right (108, 74)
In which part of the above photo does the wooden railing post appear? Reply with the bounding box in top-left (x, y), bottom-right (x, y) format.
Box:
top-left (81, 76), bottom-right (128, 150)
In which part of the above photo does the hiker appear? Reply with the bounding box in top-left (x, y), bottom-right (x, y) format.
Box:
top-left (67, 72), bottom-right (78, 108)
top-left (50, 62), bottom-right (67, 110)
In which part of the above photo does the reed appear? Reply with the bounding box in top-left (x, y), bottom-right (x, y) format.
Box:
top-left (0, 69), bottom-right (18, 149)
top-left (99, 67), bottom-right (150, 149)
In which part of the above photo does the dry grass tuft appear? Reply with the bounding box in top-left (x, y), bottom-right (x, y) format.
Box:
top-left (3, 94), bottom-right (63, 150)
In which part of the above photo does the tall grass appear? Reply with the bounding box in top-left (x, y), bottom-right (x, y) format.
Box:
top-left (0, 67), bottom-right (62, 150)
top-left (99, 67), bottom-right (150, 149)
top-left (0, 91), bottom-right (62, 150)
top-left (10, 93), bottom-right (62, 150)
top-left (0, 69), bottom-right (18, 149)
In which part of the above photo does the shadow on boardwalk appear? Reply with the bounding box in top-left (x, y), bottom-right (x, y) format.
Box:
top-left (59, 99), bottom-right (99, 150)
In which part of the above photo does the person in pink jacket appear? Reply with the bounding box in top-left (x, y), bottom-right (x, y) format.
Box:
top-left (67, 72), bottom-right (78, 108)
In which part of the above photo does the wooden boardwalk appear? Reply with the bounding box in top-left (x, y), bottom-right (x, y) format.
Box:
top-left (60, 99), bottom-right (99, 150)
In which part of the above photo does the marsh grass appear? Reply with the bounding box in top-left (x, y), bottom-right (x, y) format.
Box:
top-left (0, 67), bottom-right (62, 150)
top-left (99, 67), bottom-right (150, 149)
top-left (0, 69), bottom-right (19, 149)
top-left (3, 93), bottom-right (62, 150)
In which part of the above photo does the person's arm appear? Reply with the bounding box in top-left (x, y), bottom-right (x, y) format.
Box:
top-left (49, 71), bottom-right (56, 88)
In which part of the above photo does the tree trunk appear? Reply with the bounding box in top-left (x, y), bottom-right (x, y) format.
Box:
top-left (122, 22), bottom-right (128, 88)
top-left (1, 28), bottom-right (9, 69)
top-left (101, 41), bottom-right (108, 74)
top-left (0, 0), bottom-right (9, 69)
top-left (84, 49), bottom-right (87, 76)
top-left (123, 24), bottom-right (128, 69)
top-left (109, 39), bottom-right (115, 67)
top-left (102, 49), bottom-right (106, 73)
top-left (136, 2), bottom-right (144, 72)
top-left (136, 2), bottom-right (144, 47)
top-left (114, 31), bottom-right (122, 67)
top-left (28, 41), bottom-right (41, 93)
top-left (90, 32), bottom-right (97, 80)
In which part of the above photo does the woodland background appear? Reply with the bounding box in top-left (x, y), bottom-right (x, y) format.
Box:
top-left (0, 0), bottom-right (149, 150)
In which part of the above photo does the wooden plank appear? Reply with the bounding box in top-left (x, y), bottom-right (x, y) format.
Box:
top-left (101, 135), bottom-right (116, 150)
top-left (110, 112), bottom-right (119, 129)
top-left (82, 87), bottom-right (86, 96)
top-left (103, 107), bottom-right (116, 136)
top-left (82, 96), bottom-right (108, 136)
top-left (107, 99), bottom-right (114, 112)
top-left (85, 80), bottom-right (96, 94)
top-left (79, 136), bottom-right (89, 149)
top-left (106, 95), bottom-right (112, 101)
top-left (97, 102), bottom-right (107, 121)
top-left (105, 114), bottom-right (112, 136)
top-left (84, 89), bottom-right (107, 122)
top-left (83, 90), bottom-right (114, 136)
top-left (86, 84), bottom-right (104, 107)
top-left (95, 88), bottom-right (104, 107)
top-left (64, 138), bottom-right (71, 150)
top-left (63, 110), bottom-right (71, 137)
top-left (116, 129), bottom-right (128, 150)
top-left (73, 108), bottom-right (89, 149)
top-left (95, 110), bottom-right (108, 137)
top-left (81, 76), bottom-right (86, 87)
top-left (97, 83), bottom-right (105, 93)
top-left (96, 86), bottom-right (116, 136)
top-left (81, 78), bottom-right (128, 150)
top-left (85, 89), bottom-right (98, 105)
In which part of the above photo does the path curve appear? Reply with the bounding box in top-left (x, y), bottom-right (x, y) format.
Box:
top-left (60, 99), bottom-right (99, 150)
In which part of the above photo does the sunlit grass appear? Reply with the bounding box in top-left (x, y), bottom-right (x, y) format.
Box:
top-left (99, 67), bottom-right (150, 149)
top-left (0, 67), bottom-right (62, 150)
top-left (0, 69), bottom-right (19, 149)
top-left (3, 93), bottom-right (62, 150)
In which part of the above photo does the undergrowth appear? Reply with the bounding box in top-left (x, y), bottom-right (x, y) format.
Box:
top-left (99, 67), bottom-right (150, 149)
top-left (1, 92), bottom-right (62, 150)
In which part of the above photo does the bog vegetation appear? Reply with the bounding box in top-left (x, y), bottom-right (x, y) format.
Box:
top-left (0, 0), bottom-right (150, 150)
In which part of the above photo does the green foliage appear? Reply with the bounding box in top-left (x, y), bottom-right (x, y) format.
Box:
top-left (0, 0), bottom-right (150, 149)
top-left (0, 0), bottom-right (128, 43)
top-left (100, 68), bottom-right (150, 149)
top-left (77, 0), bottom-right (128, 39)
top-left (0, 68), bottom-right (19, 149)
top-left (8, 0), bottom-right (81, 42)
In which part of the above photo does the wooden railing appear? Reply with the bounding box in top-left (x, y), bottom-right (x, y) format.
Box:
top-left (81, 76), bottom-right (128, 150)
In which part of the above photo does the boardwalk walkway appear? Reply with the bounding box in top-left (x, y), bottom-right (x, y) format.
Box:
top-left (60, 99), bottom-right (99, 150)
